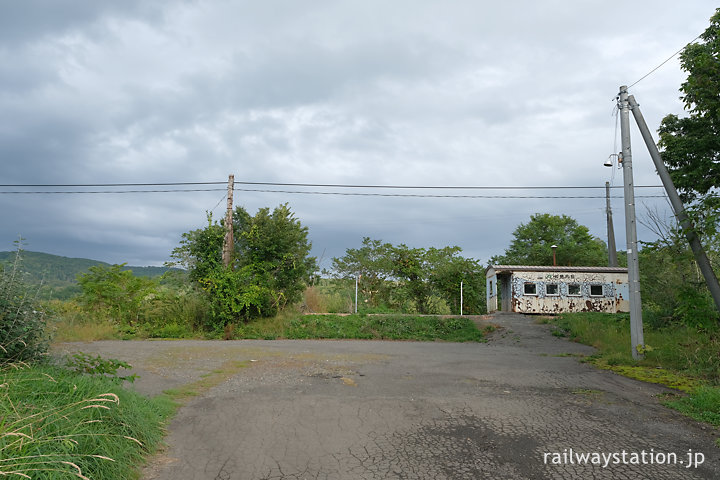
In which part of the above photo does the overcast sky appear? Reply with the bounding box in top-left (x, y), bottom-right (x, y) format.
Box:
top-left (1, 1), bottom-right (716, 270)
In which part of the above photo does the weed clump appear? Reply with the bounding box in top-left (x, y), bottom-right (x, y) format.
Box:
top-left (0, 247), bottom-right (50, 364)
top-left (0, 364), bottom-right (173, 480)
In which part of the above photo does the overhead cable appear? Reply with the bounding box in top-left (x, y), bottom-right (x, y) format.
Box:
top-left (0, 181), bottom-right (665, 190)
top-left (627, 32), bottom-right (703, 89)
top-left (0, 187), bottom-right (667, 199)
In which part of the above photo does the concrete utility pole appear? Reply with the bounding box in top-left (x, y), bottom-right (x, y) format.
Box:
top-left (628, 95), bottom-right (720, 314)
top-left (618, 86), bottom-right (645, 360)
top-left (222, 174), bottom-right (234, 269)
top-left (606, 182), bottom-right (619, 267)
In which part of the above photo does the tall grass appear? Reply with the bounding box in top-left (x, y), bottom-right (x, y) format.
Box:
top-left (303, 284), bottom-right (353, 313)
top-left (49, 300), bottom-right (119, 342)
top-left (1, 248), bottom-right (174, 478)
top-left (50, 290), bottom-right (207, 341)
top-left (0, 248), bottom-right (50, 363)
top-left (549, 312), bottom-right (720, 381)
top-left (546, 312), bottom-right (720, 441)
top-left (0, 364), bottom-right (174, 480)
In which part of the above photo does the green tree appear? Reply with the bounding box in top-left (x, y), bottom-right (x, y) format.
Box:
top-left (330, 237), bottom-right (393, 307)
top-left (492, 213), bottom-right (607, 266)
top-left (170, 214), bottom-right (225, 284)
top-left (426, 247), bottom-right (485, 315)
top-left (658, 8), bottom-right (720, 233)
top-left (332, 240), bottom-right (485, 314)
top-left (639, 210), bottom-right (720, 327)
top-left (171, 204), bottom-right (316, 325)
top-left (232, 204), bottom-right (317, 309)
top-left (391, 244), bottom-right (434, 314)
top-left (77, 264), bottom-right (158, 325)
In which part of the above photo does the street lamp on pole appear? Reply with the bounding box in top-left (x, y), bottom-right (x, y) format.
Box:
top-left (551, 245), bottom-right (558, 266)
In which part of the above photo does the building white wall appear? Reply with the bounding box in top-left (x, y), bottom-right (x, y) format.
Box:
top-left (486, 268), bottom-right (629, 314)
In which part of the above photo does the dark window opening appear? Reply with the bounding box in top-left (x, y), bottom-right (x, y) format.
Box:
top-left (568, 283), bottom-right (581, 296)
top-left (524, 282), bottom-right (537, 295)
top-left (590, 285), bottom-right (604, 296)
top-left (546, 284), bottom-right (559, 295)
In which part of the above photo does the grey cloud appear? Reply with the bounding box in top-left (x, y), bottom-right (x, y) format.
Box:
top-left (0, 0), bottom-right (173, 46)
top-left (1, 1), bottom-right (715, 266)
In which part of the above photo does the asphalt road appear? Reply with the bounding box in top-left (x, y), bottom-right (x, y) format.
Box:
top-left (55, 313), bottom-right (719, 479)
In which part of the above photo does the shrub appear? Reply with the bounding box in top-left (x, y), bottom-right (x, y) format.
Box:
top-left (200, 267), bottom-right (279, 329)
top-left (139, 286), bottom-right (210, 332)
top-left (0, 249), bottom-right (50, 364)
top-left (64, 352), bottom-right (138, 383)
top-left (77, 263), bottom-right (158, 325)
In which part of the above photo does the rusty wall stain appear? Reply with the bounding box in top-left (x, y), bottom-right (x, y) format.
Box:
top-left (487, 269), bottom-right (629, 314)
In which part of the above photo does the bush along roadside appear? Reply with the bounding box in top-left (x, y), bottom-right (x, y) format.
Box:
top-left (544, 312), bottom-right (720, 445)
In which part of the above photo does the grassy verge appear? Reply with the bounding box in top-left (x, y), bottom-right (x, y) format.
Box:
top-left (543, 312), bottom-right (720, 442)
top-left (53, 312), bottom-right (492, 343)
top-left (52, 316), bottom-right (199, 342)
top-left (0, 364), bottom-right (174, 480)
top-left (234, 314), bottom-right (490, 342)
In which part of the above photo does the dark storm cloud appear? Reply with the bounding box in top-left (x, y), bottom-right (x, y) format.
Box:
top-left (0, 0), bottom-right (717, 265)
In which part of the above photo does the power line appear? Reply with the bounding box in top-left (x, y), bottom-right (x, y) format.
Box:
top-left (233, 188), bottom-right (667, 199)
top-left (0, 182), bottom-right (226, 187)
top-left (627, 32), bottom-right (703, 89)
top-left (0, 189), bottom-right (226, 194)
top-left (0, 187), bottom-right (668, 199)
top-left (0, 181), bottom-right (665, 190)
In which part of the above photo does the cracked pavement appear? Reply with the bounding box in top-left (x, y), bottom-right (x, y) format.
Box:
top-left (55, 313), bottom-right (720, 479)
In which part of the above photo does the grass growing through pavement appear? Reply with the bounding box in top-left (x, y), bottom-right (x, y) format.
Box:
top-left (543, 312), bottom-right (720, 441)
top-left (0, 364), bottom-right (174, 480)
top-left (161, 360), bottom-right (249, 403)
top-left (234, 314), bottom-right (490, 342)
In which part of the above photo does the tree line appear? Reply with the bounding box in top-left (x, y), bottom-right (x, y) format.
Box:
top-left (331, 238), bottom-right (484, 315)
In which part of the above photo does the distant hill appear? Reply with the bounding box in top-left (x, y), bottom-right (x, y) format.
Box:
top-left (0, 250), bottom-right (180, 300)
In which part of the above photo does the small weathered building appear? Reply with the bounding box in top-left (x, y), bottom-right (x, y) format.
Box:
top-left (486, 265), bottom-right (629, 314)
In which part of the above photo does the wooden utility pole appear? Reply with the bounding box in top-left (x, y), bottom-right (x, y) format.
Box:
top-left (222, 174), bottom-right (234, 269)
